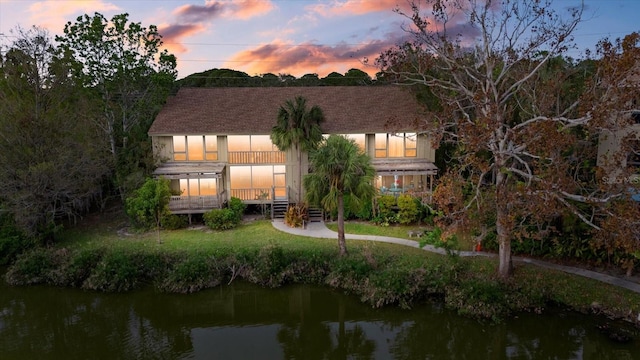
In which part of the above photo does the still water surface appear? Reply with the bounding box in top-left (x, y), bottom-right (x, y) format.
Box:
top-left (1, 278), bottom-right (639, 359)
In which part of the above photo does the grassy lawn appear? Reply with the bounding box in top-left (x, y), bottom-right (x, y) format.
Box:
top-left (325, 221), bottom-right (476, 250)
top-left (58, 218), bottom-right (435, 261)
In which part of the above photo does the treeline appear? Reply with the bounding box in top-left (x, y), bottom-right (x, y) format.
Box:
top-left (177, 67), bottom-right (381, 87)
top-left (0, 13), bottom-right (177, 249)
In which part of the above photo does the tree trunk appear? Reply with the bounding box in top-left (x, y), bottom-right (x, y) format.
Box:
top-left (297, 144), bottom-right (302, 204)
top-left (337, 194), bottom-right (348, 256)
top-left (495, 172), bottom-right (512, 278)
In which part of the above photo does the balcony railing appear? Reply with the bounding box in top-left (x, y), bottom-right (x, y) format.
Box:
top-left (230, 188), bottom-right (274, 201)
top-left (228, 151), bottom-right (285, 164)
top-left (169, 195), bottom-right (221, 211)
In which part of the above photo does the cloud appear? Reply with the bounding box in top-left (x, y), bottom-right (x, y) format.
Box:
top-left (309, 0), bottom-right (400, 17)
top-left (163, 0), bottom-right (275, 53)
top-left (27, 0), bottom-right (120, 31)
top-left (225, 33), bottom-right (406, 77)
top-left (173, 2), bottom-right (225, 23)
top-left (159, 24), bottom-right (206, 53)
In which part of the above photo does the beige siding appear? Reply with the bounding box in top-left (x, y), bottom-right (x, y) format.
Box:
top-left (152, 136), bottom-right (173, 163)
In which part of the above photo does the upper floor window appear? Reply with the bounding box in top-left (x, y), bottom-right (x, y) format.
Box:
top-left (173, 135), bottom-right (217, 161)
top-left (375, 133), bottom-right (417, 158)
top-left (228, 135), bottom-right (284, 164)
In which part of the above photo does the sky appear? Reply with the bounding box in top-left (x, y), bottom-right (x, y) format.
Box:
top-left (1, 0), bottom-right (640, 79)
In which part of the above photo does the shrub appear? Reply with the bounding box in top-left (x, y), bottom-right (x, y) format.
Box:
top-left (161, 214), bottom-right (188, 230)
top-left (5, 248), bottom-right (58, 285)
top-left (0, 214), bottom-right (35, 265)
top-left (83, 251), bottom-right (145, 292)
top-left (158, 255), bottom-right (224, 293)
top-left (228, 197), bottom-right (246, 221)
top-left (397, 194), bottom-right (421, 224)
top-left (204, 208), bottom-right (239, 230)
top-left (125, 178), bottom-right (171, 231)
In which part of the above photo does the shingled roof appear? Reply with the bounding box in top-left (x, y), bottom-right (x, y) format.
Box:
top-left (148, 86), bottom-right (426, 136)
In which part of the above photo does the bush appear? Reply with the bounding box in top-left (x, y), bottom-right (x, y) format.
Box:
top-left (228, 197), bottom-right (246, 221)
top-left (204, 208), bottom-right (239, 230)
top-left (161, 214), bottom-right (188, 230)
top-left (397, 194), bottom-right (421, 224)
top-left (0, 224), bottom-right (35, 266)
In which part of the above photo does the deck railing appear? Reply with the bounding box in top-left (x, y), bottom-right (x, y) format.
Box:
top-left (169, 195), bottom-right (221, 211)
top-left (228, 151), bottom-right (285, 164)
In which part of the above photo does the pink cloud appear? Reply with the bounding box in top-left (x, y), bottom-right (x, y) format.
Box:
top-left (27, 0), bottom-right (120, 31)
top-left (233, 0), bottom-right (274, 19)
top-left (224, 35), bottom-right (404, 77)
top-left (159, 24), bottom-right (206, 54)
top-left (309, 0), bottom-right (402, 17)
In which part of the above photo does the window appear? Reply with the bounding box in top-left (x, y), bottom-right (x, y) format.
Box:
top-left (178, 178), bottom-right (217, 196)
top-left (227, 135), bottom-right (283, 164)
top-left (230, 165), bottom-right (285, 200)
top-left (375, 133), bottom-right (417, 158)
top-left (173, 135), bottom-right (217, 161)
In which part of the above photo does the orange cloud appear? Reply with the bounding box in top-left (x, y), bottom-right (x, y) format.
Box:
top-left (224, 37), bottom-right (402, 78)
top-left (309, 0), bottom-right (402, 17)
top-left (28, 0), bottom-right (120, 31)
top-left (159, 24), bottom-right (206, 54)
top-left (233, 0), bottom-right (275, 19)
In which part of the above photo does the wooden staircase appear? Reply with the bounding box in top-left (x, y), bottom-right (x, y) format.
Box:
top-left (307, 206), bottom-right (324, 222)
top-left (272, 199), bottom-right (289, 220)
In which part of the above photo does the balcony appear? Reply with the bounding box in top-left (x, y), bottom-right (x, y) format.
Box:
top-left (228, 151), bottom-right (285, 164)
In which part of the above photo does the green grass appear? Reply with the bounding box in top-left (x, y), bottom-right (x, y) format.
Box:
top-left (325, 221), bottom-right (476, 250)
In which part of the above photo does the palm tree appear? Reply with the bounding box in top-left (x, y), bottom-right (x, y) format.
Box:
top-left (271, 96), bottom-right (325, 203)
top-left (304, 135), bottom-right (376, 256)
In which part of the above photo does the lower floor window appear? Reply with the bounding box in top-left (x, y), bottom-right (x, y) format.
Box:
top-left (177, 178), bottom-right (218, 196)
top-left (230, 165), bottom-right (285, 200)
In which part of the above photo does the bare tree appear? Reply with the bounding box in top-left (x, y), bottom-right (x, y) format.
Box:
top-left (377, 0), bottom-right (640, 278)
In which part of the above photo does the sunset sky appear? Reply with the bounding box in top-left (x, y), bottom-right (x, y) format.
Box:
top-left (1, 0), bottom-right (639, 79)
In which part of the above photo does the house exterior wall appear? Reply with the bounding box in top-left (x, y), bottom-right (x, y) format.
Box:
top-left (597, 124), bottom-right (640, 179)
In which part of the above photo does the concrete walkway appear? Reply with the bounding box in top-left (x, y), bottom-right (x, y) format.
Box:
top-left (272, 220), bottom-right (640, 294)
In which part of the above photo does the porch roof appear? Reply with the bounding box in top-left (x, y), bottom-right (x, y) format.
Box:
top-left (371, 159), bottom-right (438, 176)
top-left (153, 162), bottom-right (225, 179)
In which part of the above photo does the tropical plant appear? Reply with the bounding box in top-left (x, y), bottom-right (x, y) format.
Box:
top-left (271, 96), bottom-right (325, 203)
top-left (304, 135), bottom-right (376, 256)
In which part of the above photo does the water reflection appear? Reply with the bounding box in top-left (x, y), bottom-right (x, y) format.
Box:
top-left (0, 279), bottom-right (639, 359)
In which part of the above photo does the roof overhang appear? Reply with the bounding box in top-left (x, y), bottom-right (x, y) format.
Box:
top-left (153, 162), bottom-right (226, 179)
top-left (371, 159), bottom-right (438, 176)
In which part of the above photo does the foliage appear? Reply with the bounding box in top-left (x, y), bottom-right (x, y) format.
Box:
top-left (304, 135), bottom-right (376, 255)
top-left (161, 214), bottom-right (188, 230)
top-left (227, 197), bottom-right (247, 222)
top-left (0, 212), bottom-right (35, 266)
top-left (0, 26), bottom-right (110, 240)
top-left (56, 12), bottom-right (177, 199)
top-left (377, 0), bottom-right (640, 278)
top-left (204, 209), bottom-right (240, 231)
top-left (284, 203), bottom-right (307, 228)
top-left (125, 178), bottom-right (172, 241)
top-left (396, 194), bottom-right (421, 225)
top-left (271, 96), bottom-right (325, 202)
top-left (421, 227), bottom-right (460, 256)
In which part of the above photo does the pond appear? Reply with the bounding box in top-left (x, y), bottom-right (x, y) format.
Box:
top-left (1, 278), bottom-right (639, 359)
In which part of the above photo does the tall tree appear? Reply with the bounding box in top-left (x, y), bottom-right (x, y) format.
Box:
top-left (304, 135), bottom-right (376, 256)
top-left (56, 12), bottom-right (177, 198)
top-left (0, 26), bottom-right (109, 239)
top-left (271, 96), bottom-right (325, 203)
top-left (377, 0), bottom-right (639, 278)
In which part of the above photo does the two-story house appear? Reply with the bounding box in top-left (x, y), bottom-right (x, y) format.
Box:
top-left (148, 86), bottom-right (438, 216)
